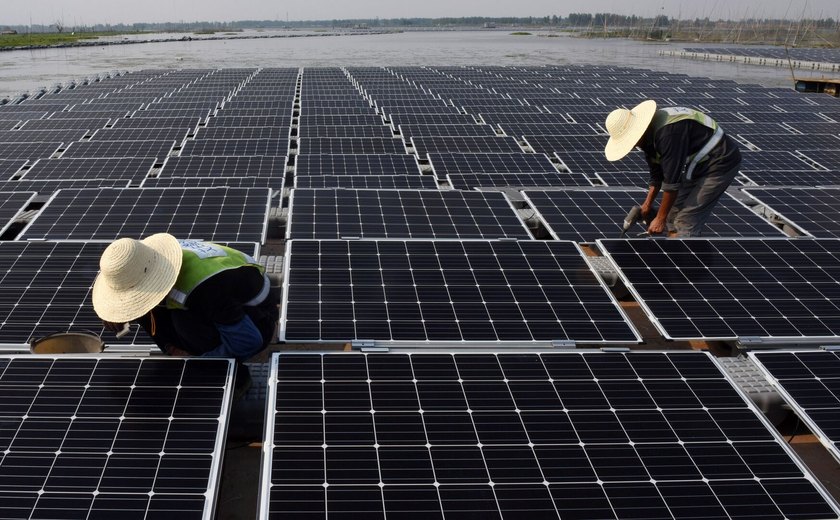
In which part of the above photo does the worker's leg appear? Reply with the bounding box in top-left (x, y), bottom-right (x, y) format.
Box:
top-left (672, 164), bottom-right (740, 237)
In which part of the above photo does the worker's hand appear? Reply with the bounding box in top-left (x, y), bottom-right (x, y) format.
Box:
top-left (164, 344), bottom-right (191, 357)
top-left (102, 321), bottom-right (127, 333)
top-left (647, 216), bottom-right (667, 235)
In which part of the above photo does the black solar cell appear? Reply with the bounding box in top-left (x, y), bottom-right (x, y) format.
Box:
top-left (61, 140), bottom-right (175, 160)
top-left (180, 138), bottom-right (289, 157)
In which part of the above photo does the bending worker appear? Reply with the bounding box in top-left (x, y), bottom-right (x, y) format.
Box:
top-left (604, 100), bottom-right (742, 236)
top-left (92, 233), bottom-right (278, 361)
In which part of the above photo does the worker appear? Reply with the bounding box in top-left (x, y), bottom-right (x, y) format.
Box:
top-left (604, 100), bottom-right (742, 236)
top-left (92, 234), bottom-right (278, 366)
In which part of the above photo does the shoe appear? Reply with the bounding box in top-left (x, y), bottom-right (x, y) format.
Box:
top-left (233, 363), bottom-right (252, 400)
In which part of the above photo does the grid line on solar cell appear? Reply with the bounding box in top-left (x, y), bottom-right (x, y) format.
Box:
top-left (295, 155), bottom-right (421, 176)
top-left (523, 135), bottom-right (608, 154)
top-left (281, 239), bottom-right (640, 343)
top-left (557, 151), bottom-right (649, 174)
top-left (428, 153), bottom-right (559, 175)
top-left (61, 140), bottom-right (175, 159)
top-left (20, 187), bottom-right (271, 242)
top-left (297, 138), bottom-right (406, 155)
top-left (287, 189), bottom-right (531, 240)
top-left (411, 136), bottom-right (522, 156)
top-left (599, 238), bottom-right (840, 341)
top-left (20, 157), bottom-right (156, 182)
top-left (260, 351), bottom-right (840, 520)
top-left (180, 139), bottom-right (289, 157)
top-left (745, 188), bottom-right (840, 238)
top-left (0, 191), bottom-right (36, 235)
top-left (522, 190), bottom-right (783, 242)
top-left (0, 356), bottom-right (233, 520)
top-left (297, 126), bottom-right (393, 138)
top-left (0, 142), bottom-right (63, 160)
top-left (159, 155), bottom-right (286, 178)
top-left (294, 175), bottom-right (438, 189)
top-left (751, 350), bottom-right (840, 465)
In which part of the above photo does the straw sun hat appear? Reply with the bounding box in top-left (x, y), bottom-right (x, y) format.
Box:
top-left (92, 233), bottom-right (183, 323)
top-left (604, 99), bottom-right (657, 162)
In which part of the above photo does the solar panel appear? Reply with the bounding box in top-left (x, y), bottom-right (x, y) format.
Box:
top-left (740, 170), bottom-right (840, 187)
top-left (799, 150), bottom-right (840, 170)
top-left (109, 117), bottom-right (200, 130)
top-left (260, 350), bottom-right (840, 520)
top-left (737, 134), bottom-right (840, 152)
top-left (592, 171), bottom-right (651, 187)
top-left (523, 135), bottom-right (607, 154)
top-left (738, 111), bottom-right (828, 124)
top-left (61, 140), bottom-right (175, 160)
top-left (0, 179), bottom-right (132, 194)
top-left (288, 189), bottom-right (531, 240)
top-left (141, 176), bottom-right (285, 190)
top-left (281, 239), bottom-right (640, 343)
top-left (428, 153), bottom-right (560, 176)
top-left (194, 126), bottom-right (290, 140)
top-left (0, 159), bottom-right (27, 180)
top-left (0, 130), bottom-right (87, 143)
top-left (557, 151), bottom-right (649, 174)
top-left (740, 151), bottom-right (822, 172)
top-left (522, 189), bottom-right (783, 242)
top-left (0, 355), bottom-right (233, 520)
top-left (20, 187), bottom-right (270, 242)
top-left (294, 175), bottom-right (438, 189)
top-left (599, 238), bottom-right (840, 341)
top-left (750, 350), bottom-right (840, 464)
top-left (389, 114), bottom-right (478, 128)
top-left (294, 126), bottom-right (392, 140)
top-left (298, 115), bottom-right (383, 127)
top-left (745, 188), bottom-right (840, 238)
top-left (480, 113), bottom-right (572, 125)
top-left (0, 142), bottom-right (63, 160)
top-left (411, 136), bottom-right (522, 157)
top-left (398, 124), bottom-right (497, 138)
top-left (297, 138), bottom-right (406, 155)
top-left (499, 123), bottom-right (604, 137)
top-left (0, 191), bottom-right (35, 235)
top-left (785, 122), bottom-right (840, 136)
top-left (447, 172), bottom-right (593, 189)
top-left (89, 127), bottom-right (192, 143)
top-left (159, 155), bottom-right (286, 178)
top-left (20, 157), bottom-right (156, 182)
top-left (180, 139), bottom-right (289, 157)
top-left (295, 155), bottom-right (421, 176)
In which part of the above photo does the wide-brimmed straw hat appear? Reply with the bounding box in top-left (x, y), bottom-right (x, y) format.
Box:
top-left (92, 233), bottom-right (182, 323)
top-left (604, 99), bottom-right (657, 161)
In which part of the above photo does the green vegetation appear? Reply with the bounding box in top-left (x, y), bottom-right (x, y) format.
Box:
top-left (0, 31), bottom-right (121, 49)
top-left (510, 31), bottom-right (532, 36)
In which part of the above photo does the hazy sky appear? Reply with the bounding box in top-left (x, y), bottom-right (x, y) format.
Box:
top-left (7, 0), bottom-right (839, 26)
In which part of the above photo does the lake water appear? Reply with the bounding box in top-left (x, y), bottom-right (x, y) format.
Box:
top-left (1, 30), bottom-right (837, 99)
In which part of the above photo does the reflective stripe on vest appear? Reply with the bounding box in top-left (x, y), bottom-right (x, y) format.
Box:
top-left (166, 240), bottom-right (266, 310)
top-left (651, 107), bottom-right (724, 181)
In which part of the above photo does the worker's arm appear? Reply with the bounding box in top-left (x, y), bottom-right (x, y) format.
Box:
top-left (648, 190), bottom-right (677, 234)
top-left (641, 184), bottom-right (659, 221)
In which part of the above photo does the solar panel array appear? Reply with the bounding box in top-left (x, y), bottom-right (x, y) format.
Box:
top-left (260, 351), bottom-right (840, 520)
top-left (684, 47), bottom-right (840, 65)
top-left (745, 188), bottom-right (840, 238)
top-left (0, 356), bottom-right (234, 520)
top-left (0, 191), bottom-right (35, 236)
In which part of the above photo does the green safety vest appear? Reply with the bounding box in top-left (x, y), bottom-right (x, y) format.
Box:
top-left (650, 107), bottom-right (725, 180)
top-left (166, 240), bottom-right (265, 310)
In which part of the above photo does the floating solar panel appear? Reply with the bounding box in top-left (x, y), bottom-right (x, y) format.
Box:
top-left (750, 350), bottom-right (840, 464)
top-left (480, 113), bottom-right (572, 125)
top-left (159, 155), bottom-right (286, 179)
top-left (599, 238), bottom-right (840, 341)
top-left (298, 115), bottom-right (383, 127)
top-left (110, 117), bottom-right (200, 130)
top-left (523, 135), bottom-right (608, 155)
top-left (195, 126), bottom-right (290, 140)
top-left (522, 189), bottom-right (782, 242)
top-left (428, 153), bottom-right (560, 176)
top-left (61, 140), bottom-right (175, 160)
top-left (557, 151), bottom-right (648, 174)
top-left (388, 114), bottom-right (478, 128)
top-left (297, 125), bottom-right (393, 138)
top-left (738, 111), bottom-right (829, 124)
top-left (294, 175), bottom-right (438, 190)
top-left (592, 171), bottom-right (651, 187)
top-left (740, 170), bottom-right (840, 187)
top-left (0, 130), bottom-right (87, 143)
top-left (447, 172), bottom-right (592, 189)
top-left (0, 191), bottom-right (36, 235)
top-left (745, 188), bottom-right (840, 238)
top-left (499, 123), bottom-right (604, 137)
top-left (740, 151), bottom-right (823, 172)
top-left (0, 179), bottom-right (132, 195)
top-left (411, 136), bottom-right (522, 157)
top-left (799, 150), bottom-right (840, 171)
top-left (205, 116), bottom-right (289, 128)
top-left (297, 138), bottom-right (406, 155)
top-left (142, 176), bottom-right (284, 190)
top-left (281, 239), bottom-right (639, 343)
top-left (398, 124), bottom-right (497, 138)
top-left (89, 127), bottom-right (193, 143)
top-left (295, 155), bottom-right (421, 176)
top-left (288, 189), bottom-right (530, 240)
top-left (260, 350), bottom-right (840, 520)
top-left (20, 157), bottom-right (156, 182)
top-left (0, 355), bottom-right (234, 520)
top-left (0, 159), bottom-right (26, 180)
top-left (0, 142), bottom-right (63, 160)
top-left (180, 139), bottom-right (288, 157)
top-left (20, 187), bottom-right (270, 242)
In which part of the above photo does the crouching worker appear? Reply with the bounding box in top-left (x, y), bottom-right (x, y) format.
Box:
top-left (92, 233), bottom-right (278, 366)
